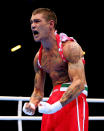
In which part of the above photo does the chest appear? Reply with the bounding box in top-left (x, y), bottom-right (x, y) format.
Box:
top-left (41, 49), bottom-right (66, 73)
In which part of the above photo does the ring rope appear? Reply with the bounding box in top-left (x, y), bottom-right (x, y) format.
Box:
top-left (0, 96), bottom-right (104, 103)
top-left (0, 96), bottom-right (104, 131)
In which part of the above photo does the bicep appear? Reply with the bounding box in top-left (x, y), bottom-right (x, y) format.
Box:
top-left (35, 70), bottom-right (46, 87)
top-left (33, 52), bottom-right (46, 91)
top-left (68, 60), bottom-right (84, 82)
top-left (33, 52), bottom-right (40, 72)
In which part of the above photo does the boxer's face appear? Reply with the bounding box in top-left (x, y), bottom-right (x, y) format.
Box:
top-left (30, 13), bottom-right (51, 42)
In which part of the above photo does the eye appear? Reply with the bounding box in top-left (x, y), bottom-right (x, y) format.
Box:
top-left (30, 19), bottom-right (41, 25)
top-left (33, 19), bottom-right (41, 23)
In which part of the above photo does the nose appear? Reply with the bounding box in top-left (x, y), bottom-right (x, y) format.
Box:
top-left (31, 26), bottom-right (35, 30)
top-left (31, 24), bottom-right (36, 30)
top-left (31, 22), bottom-right (37, 30)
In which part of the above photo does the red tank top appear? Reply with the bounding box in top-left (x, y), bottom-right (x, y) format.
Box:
top-left (37, 32), bottom-right (85, 69)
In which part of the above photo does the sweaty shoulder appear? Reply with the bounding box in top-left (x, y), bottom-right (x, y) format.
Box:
top-left (63, 41), bottom-right (83, 63)
top-left (33, 51), bottom-right (39, 72)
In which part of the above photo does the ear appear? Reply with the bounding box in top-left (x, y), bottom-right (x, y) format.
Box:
top-left (49, 20), bottom-right (55, 29)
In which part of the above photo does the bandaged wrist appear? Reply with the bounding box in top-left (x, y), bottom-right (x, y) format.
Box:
top-left (51, 101), bottom-right (62, 114)
top-left (38, 101), bottom-right (62, 114)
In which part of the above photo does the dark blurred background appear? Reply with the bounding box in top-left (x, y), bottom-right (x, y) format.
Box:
top-left (0, 0), bottom-right (104, 130)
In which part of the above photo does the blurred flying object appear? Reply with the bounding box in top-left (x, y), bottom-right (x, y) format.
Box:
top-left (11, 45), bottom-right (22, 52)
top-left (83, 51), bottom-right (85, 55)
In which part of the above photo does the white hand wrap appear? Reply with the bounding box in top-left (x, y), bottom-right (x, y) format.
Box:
top-left (38, 101), bottom-right (62, 114)
top-left (23, 102), bottom-right (35, 115)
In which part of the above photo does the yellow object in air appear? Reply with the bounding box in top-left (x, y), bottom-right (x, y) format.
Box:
top-left (11, 45), bottom-right (22, 52)
top-left (83, 51), bottom-right (85, 55)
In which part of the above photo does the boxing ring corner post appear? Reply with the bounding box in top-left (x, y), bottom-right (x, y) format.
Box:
top-left (0, 96), bottom-right (104, 131)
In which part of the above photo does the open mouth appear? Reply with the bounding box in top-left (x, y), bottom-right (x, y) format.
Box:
top-left (33, 30), bottom-right (39, 36)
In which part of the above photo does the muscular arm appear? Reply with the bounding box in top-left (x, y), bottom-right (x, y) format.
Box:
top-left (30, 52), bottom-right (46, 107)
top-left (60, 41), bottom-right (85, 107)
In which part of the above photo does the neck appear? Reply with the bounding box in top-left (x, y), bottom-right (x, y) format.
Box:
top-left (41, 30), bottom-right (57, 51)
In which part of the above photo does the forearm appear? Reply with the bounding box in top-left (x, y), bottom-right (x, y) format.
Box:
top-left (30, 71), bottom-right (45, 106)
top-left (60, 80), bottom-right (84, 107)
top-left (30, 90), bottom-right (44, 106)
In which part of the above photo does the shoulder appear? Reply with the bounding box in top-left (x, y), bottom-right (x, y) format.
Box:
top-left (33, 51), bottom-right (39, 72)
top-left (63, 41), bottom-right (83, 63)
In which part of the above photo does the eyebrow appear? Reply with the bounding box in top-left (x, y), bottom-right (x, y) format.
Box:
top-left (30, 19), bottom-right (41, 24)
